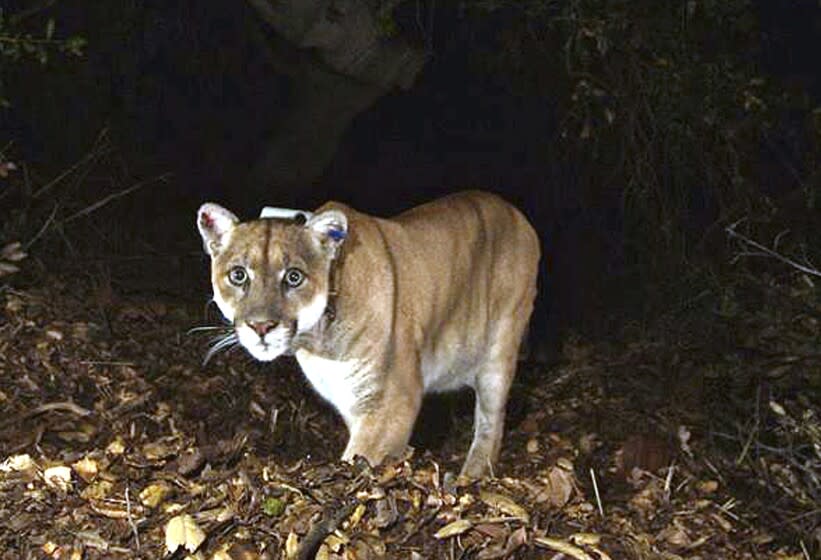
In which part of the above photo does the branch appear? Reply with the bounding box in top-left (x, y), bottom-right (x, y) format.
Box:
top-left (296, 499), bottom-right (357, 560)
top-left (726, 222), bottom-right (821, 279)
top-left (62, 173), bottom-right (172, 224)
top-left (0, 35), bottom-right (64, 46)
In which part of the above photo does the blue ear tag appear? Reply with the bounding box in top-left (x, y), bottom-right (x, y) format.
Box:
top-left (328, 228), bottom-right (346, 242)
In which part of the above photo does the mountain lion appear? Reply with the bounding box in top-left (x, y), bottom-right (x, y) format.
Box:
top-left (197, 191), bottom-right (539, 477)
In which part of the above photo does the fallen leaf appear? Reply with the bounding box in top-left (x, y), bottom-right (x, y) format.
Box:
top-left (711, 512), bottom-right (733, 532)
top-left (348, 502), bottom-right (366, 527)
top-left (45, 329), bottom-right (64, 341)
top-left (629, 479), bottom-right (665, 514)
top-left (165, 513), bottom-right (206, 554)
top-left (81, 480), bottom-right (114, 501)
top-left (536, 464), bottom-right (575, 508)
top-left (72, 457), bottom-right (99, 482)
top-left (143, 438), bottom-right (178, 461)
top-left (0, 454), bottom-right (35, 472)
top-left (479, 490), bottom-right (530, 522)
top-left (285, 531), bottom-right (299, 558)
top-left (769, 400), bottom-right (786, 416)
top-left (106, 437), bottom-right (126, 455)
top-left (578, 433), bottom-right (599, 454)
top-left (373, 496), bottom-right (398, 528)
top-left (0, 241), bottom-right (26, 262)
top-left (88, 501), bottom-right (130, 519)
top-left (211, 547), bottom-right (233, 560)
top-left (473, 523), bottom-right (508, 539)
top-left (214, 543), bottom-right (260, 560)
top-left (43, 466), bottom-right (73, 491)
top-left (41, 542), bottom-right (60, 556)
top-left (477, 526), bottom-right (528, 559)
top-left (657, 524), bottom-right (691, 548)
top-left (74, 530), bottom-right (110, 551)
top-left (0, 262), bottom-right (20, 277)
top-left (434, 518), bottom-right (473, 539)
top-left (314, 544), bottom-right (330, 560)
top-left (325, 532), bottom-right (348, 552)
top-left (570, 533), bottom-right (601, 546)
top-left (140, 482), bottom-right (172, 508)
top-left (534, 536), bottom-right (595, 560)
top-left (178, 447), bottom-right (205, 476)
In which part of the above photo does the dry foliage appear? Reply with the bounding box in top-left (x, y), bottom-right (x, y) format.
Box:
top-left (0, 269), bottom-right (816, 558)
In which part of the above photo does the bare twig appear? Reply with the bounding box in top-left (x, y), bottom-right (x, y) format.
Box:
top-left (726, 222), bottom-right (821, 278)
top-left (296, 499), bottom-right (357, 560)
top-left (736, 384), bottom-right (763, 466)
top-left (63, 173), bottom-right (171, 224)
top-left (125, 485), bottom-right (141, 550)
top-left (799, 539), bottom-right (810, 560)
top-left (0, 401), bottom-right (92, 430)
top-left (663, 462), bottom-right (675, 502)
top-left (398, 505), bottom-right (442, 545)
top-left (23, 203), bottom-right (59, 250)
top-left (270, 406), bottom-right (279, 434)
top-left (32, 129), bottom-right (112, 199)
top-left (589, 467), bottom-right (604, 517)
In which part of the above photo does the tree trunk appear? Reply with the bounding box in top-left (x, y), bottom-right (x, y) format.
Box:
top-left (245, 0), bottom-right (425, 193)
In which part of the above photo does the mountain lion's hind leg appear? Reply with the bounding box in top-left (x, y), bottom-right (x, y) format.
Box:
top-left (461, 314), bottom-right (530, 478)
top-left (461, 361), bottom-right (514, 477)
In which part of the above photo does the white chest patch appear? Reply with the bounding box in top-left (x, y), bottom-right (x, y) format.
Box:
top-left (295, 349), bottom-right (373, 428)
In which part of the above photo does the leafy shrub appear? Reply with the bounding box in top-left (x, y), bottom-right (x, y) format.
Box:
top-left (0, 6), bottom-right (85, 107)
top-left (470, 0), bottom-right (818, 290)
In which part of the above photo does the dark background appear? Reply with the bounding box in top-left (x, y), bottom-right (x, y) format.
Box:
top-left (1, 0), bottom-right (818, 347)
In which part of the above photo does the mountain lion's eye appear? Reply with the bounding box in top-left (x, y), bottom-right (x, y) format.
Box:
top-left (228, 266), bottom-right (248, 286)
top-left (284, 268), bottom-right (304, 288)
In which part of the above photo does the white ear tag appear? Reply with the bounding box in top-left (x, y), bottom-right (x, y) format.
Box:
top-left (259, 206), bottom-right (314, 221)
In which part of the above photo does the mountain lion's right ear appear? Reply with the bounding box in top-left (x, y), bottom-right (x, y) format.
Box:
top-left (197, 203), bottom-right (239, 256)
top-left (306, 210), bottom-right (348, 256)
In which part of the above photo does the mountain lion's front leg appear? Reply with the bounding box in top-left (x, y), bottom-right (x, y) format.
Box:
top-left (341, 371), bottom-right (422, 466)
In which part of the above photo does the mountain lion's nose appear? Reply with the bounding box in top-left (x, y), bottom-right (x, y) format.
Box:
top-left (248, 320), bottom-right (278, 337)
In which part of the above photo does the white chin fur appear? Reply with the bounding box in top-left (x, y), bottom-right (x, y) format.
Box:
top-left (297, 294), bottom-right (327, 332)
top-left (237, 324), bottom-right (290, 362)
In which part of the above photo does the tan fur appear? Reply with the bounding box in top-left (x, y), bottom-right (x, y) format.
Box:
top-left (197, 191), bottom-right (540, 477)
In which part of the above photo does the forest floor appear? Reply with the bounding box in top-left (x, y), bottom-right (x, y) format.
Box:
top-left (0, 246), bottom-right (818, 559)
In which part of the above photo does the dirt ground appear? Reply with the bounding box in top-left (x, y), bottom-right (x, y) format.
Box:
top-left (0, 251), bottom-right (818, 559)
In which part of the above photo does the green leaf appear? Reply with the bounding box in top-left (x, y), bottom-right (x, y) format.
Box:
top-left (261, 496), bottom-right (286, 517)
top-left (64, 35), bottom-right (87, 56)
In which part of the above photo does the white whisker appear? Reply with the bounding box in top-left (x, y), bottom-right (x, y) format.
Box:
top-left (203, 331), bottom-right (239, 365)
top-left (187, 325), bottom-right (233, 335)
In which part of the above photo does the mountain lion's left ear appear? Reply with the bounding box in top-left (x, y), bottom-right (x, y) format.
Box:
top-left (307, 210), bottom-right (347, 252)
top-left (197, 203), bottom-right (239, 256)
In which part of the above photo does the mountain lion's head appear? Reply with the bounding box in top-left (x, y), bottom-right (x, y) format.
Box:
top-left (197, 203), bottom-right (347, 361)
